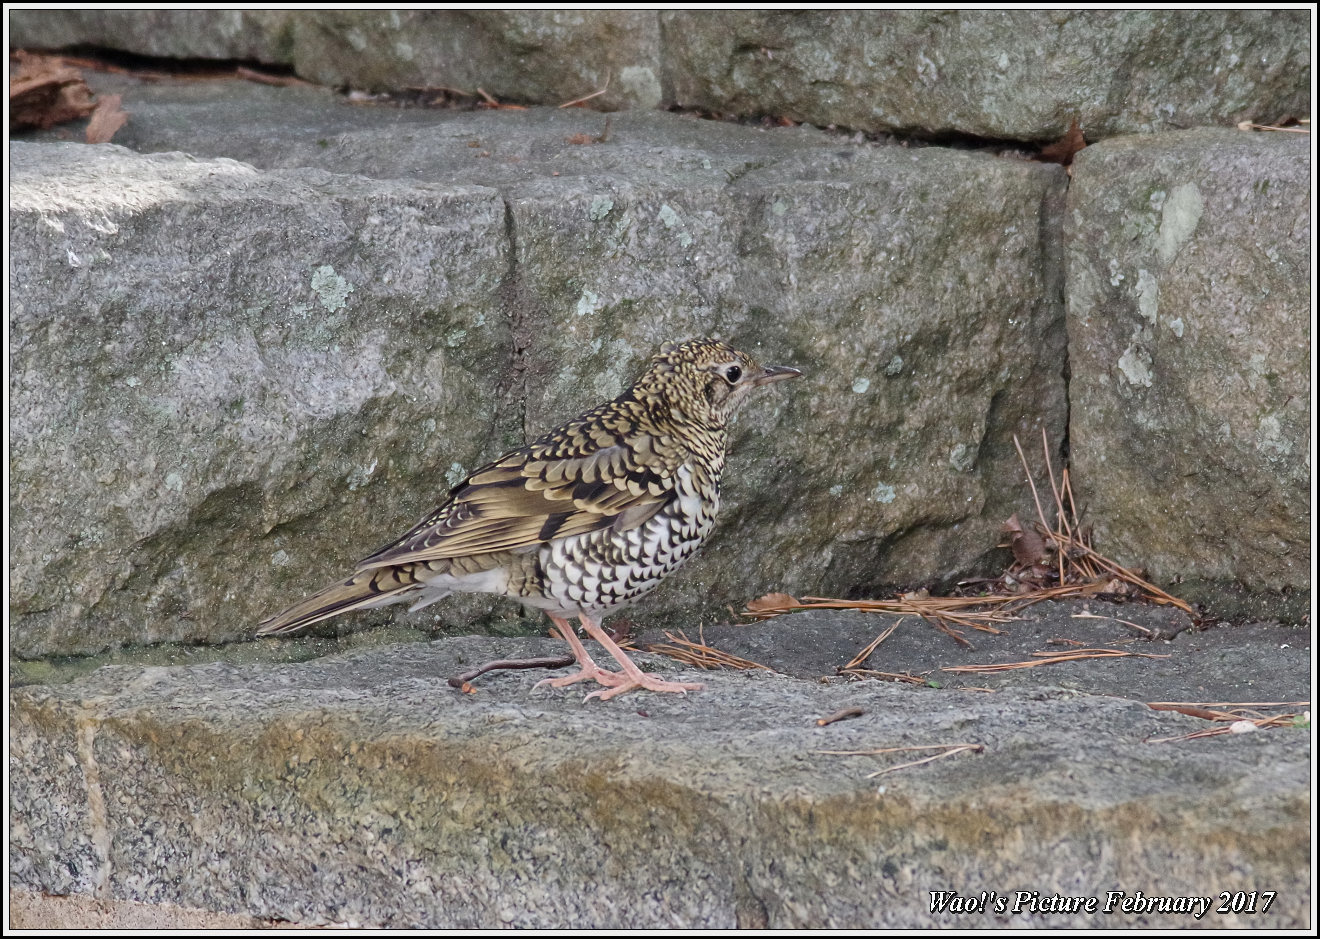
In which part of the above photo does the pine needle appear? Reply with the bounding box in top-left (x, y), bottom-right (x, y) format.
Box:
top-left (843, 619), bottom-right (903, 670)
top-left (941, 648), bottom-right (1169, 673)
top-left (740, 429), bottom-right (1194, 644)
top-left (646, 631), bottom-right (776, 672)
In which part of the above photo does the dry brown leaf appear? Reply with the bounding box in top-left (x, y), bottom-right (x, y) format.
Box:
top-left (85, 93), bottom-right (129, 144)
top-left (1002, 513), bottom-right (1049, 567)
top-left (1038, 118), bottom-right (1086, 166)
top-left (10, 50), bottom-right (96, 130)
top-left (564, 133), bottom-right (594, 145)
top-left (745, 591), bottom-right (798, 613)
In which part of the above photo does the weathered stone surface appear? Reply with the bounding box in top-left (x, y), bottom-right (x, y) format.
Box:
top-left (1066, 128), bottom-right (1310, 618)
top-left (11, 10), bottom-right (1310, 140)
top-left (9, 889), bottom-right (272, 930)
top-left (90, 77), bottom-right (830, 191)
top-left (286, 10), bottom-right (662, 111)
top-left (10, 86), bottom-right (1068, 658)
top-left (505, 144), bottom-right (1068, 606)
top-left (9, 9), bottom-right (663, 111)
top-left (664, 10), bottom-right (1310, 141)
top-left (9, 142), bottom-right (514, 657)
top-left (641, 600), bottom-right (1316, 701)
top-left (8, 8), bottom-right (287, 62)
top-left (9, 625), bottom-right (1310, 928)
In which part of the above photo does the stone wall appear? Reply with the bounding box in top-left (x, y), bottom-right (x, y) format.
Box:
top-left (8, 11), bottom-right (1312, 931)
top-left (10, 9), bottom-right (1309, 138)
top-left (10, 108), bottom-right (1069, 657)
top-left (1066, 129), bottom-right (1309, 618)
top-left (8, 10), bottom-right (1311, 654)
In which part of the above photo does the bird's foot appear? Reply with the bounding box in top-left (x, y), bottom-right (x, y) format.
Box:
top-left (584, 673), bottom-right (705, 702)
top-left (572, 614), bottom-right (705, 701)
top-left (533, 661), bottom-right (627, 691)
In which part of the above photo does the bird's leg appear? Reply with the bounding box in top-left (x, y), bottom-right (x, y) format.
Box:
top-left (534, 614), bottom-right (626, 690)
top-left (578, 614), bottom-right (705, 701)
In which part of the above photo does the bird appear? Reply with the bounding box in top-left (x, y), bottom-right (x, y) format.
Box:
top-left (257, 338), bottom-right (801, 700)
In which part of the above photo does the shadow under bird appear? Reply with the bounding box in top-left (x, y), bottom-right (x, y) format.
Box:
top-left (257, 338), bottom-right (801, 700)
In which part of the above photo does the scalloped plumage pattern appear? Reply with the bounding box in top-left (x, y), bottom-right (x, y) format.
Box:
top-left (257, 338), bottom-right (798, 636)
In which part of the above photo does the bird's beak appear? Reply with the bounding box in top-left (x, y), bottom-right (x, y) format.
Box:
top-left (750, 365), bottom-right (802, 386)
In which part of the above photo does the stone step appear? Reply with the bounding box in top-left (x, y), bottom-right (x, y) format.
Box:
top-left (9, 609), bottom-right (1310, 928)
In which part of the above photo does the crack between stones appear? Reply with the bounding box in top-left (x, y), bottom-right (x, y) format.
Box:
top-left (29, 39), bottom-right (1089, 160)
top-left (496, 193), bottom-right (531, 446)
top-left (733, 862), bottom-right (772, 928)
top-left (1039, 165), bottom-right (1073, 475)
top-left (74, 714), bottom-right (113, 898)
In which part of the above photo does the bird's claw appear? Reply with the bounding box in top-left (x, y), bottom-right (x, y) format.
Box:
top-left (533, 663), bottom-right (627, 692)
top-left (583, 675), bottom-right (706, 702)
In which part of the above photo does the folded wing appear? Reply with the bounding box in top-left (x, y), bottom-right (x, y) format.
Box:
top-left (358, 428), bottom-right (683, 569)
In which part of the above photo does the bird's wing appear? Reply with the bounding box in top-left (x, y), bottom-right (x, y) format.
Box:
top-left (357, 430), bottom-right (683, 569)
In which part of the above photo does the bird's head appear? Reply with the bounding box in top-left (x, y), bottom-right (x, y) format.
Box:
top-left (635, 338), bottom-right (801, 428)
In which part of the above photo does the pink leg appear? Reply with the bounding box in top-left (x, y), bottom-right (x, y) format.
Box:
top-left (578, 615), bottom-right (705, 701)
top-left (534, 614), bottom-right (626, 691)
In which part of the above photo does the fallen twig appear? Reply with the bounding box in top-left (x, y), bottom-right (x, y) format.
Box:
top-left (446, 654), bottom-right (576, 689)
top-left (816, 707), bottom-right (865, 727)
top-left (559, 73), bottom-right (610, 108)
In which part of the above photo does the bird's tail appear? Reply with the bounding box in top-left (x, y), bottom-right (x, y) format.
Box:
top-left (256, 566), bottom-right (425, 636)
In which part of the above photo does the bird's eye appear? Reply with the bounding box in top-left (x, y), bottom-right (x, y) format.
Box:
top-left (723, 365), bottom-right (742, 384)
